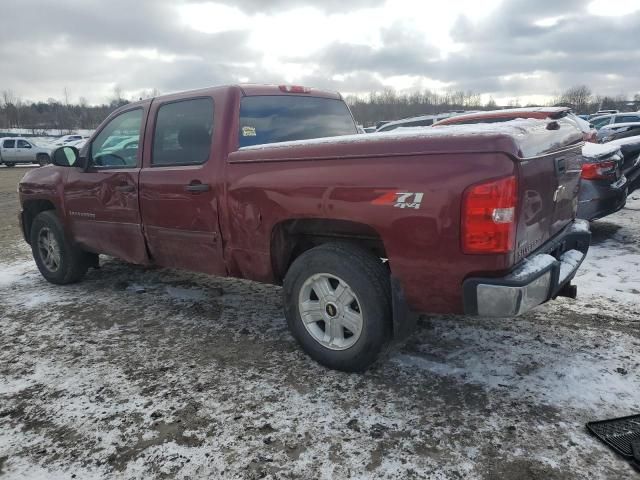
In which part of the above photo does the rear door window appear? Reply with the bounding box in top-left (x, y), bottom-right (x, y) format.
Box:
top-left (152, 98), bottom-right (214, 166)
top-left (3, 140), bottom-right (15, 148)
top-left (239, 96), bottom-right (357, 148)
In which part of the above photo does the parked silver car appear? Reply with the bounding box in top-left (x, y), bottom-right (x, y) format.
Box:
top-left (589, 112), bottom-right (640, 130)
top-left (597, 122), bottom-right (640, 143)
top-left (0, 137), bottom-right (53, 167)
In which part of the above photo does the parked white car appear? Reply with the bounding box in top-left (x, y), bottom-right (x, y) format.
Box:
top-left (54, 134), bottom-right (87, 146)
top-left (0, 137), bottom-right (53, 167)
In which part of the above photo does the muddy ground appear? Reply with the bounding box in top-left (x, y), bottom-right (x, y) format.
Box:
top-left (0, 165), bottom-right (639, 479)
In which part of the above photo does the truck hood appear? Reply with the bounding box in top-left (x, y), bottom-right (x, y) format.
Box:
top-left (231, 119), bottom-right (583, 162)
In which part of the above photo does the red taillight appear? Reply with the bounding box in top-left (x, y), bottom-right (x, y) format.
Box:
top-left (279, 85), bottom-right (311, 93)
top-left (462, 175), bottom-right (517, 254)
top-left (581, 160), bottom-right (617, 180)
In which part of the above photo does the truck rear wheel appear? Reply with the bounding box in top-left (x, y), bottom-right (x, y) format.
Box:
top-left (283, 243), bottom-right (391, 372)
top-left (30, 211), bottom-right (90, 284)
top-left (4, 162), bottom-right (15, 167)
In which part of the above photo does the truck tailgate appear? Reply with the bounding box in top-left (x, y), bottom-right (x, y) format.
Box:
top-left (515, 143), bottom-right (583, 262)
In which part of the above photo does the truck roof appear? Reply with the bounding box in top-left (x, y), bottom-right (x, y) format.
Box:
top-left (238, 84), bottom-right (341, 99)
top-left (111, 84), bottom-right (343, 116)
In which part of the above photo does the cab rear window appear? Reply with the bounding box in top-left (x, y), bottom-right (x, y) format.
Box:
top-left (238, 96), bottom-right (357, 148)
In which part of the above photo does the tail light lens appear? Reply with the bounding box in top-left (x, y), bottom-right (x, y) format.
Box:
top-left (581, 160), bottom-right (617, 180)
top-left (462, 175), bottom-right (517, 254)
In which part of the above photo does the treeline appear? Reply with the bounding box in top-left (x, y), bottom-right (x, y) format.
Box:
top-left (346, 85), bottom-right (640, 126)
top-left (551, 85), bottom-right (639, 116)
top-left (0, 87), bottom-right (158, 132)
top-left (346, 89), bottom-right (489, 126)
top-left (0, 85), bottom-right (638, 131)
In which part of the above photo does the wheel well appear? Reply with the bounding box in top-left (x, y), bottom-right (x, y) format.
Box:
top-left (271, 219), bottom-right (387, 283)
top-left (22, 200), bottom-right (56, 243)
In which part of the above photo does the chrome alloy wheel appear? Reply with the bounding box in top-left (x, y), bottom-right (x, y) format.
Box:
top-left (37, 227), bottom-right (61, 272)
top-left (298, 273), bottom-right (363, 350)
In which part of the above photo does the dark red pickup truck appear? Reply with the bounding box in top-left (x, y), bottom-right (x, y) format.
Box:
top-left (18, 84), bottom-right (591, 371)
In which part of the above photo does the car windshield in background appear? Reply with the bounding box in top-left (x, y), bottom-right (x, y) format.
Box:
top-left (238, 95), bottom-right (357, 148)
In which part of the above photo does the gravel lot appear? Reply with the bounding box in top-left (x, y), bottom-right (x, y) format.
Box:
top-left (1, 165), bottom-right (639, 479)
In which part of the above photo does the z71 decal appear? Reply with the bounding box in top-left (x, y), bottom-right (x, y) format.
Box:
top-left (372, 191), bottom-right (424, 210)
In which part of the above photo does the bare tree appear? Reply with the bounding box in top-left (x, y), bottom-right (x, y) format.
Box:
top-left (2, 90), bottom-right (16, 107)
top-left (558, 85), bottom-right (592, 114)
top-left (485, 97), bottom-right (497, 109)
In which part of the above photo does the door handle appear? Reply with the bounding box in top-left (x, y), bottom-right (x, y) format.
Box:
top-left (115, 185), bottom-right (135, 192)
top-left (184, 183), bottom-right (210, 193)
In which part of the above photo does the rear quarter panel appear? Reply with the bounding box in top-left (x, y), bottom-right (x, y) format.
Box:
top-left (224, 151), bottom-right (517, 314)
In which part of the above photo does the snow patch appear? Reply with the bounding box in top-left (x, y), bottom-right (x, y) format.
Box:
top-left (0, 261), bottom-right (35, 288)
top-left (608, 135), bottom-right (640, 147)
top-left (394, 323), bottom-right (640, 412)
top-left (165, 286), bottom-right (208, 302)
top-left (559, 249), bottom-right (584, 283)
top-left (508, 254), bottom-right (556, 280)
top-left (238, 118), bottom-right (548, 151)
top-left (582, 142), bottom-right (620, 159)
top-left (567, 218), bottom-right (590, 233)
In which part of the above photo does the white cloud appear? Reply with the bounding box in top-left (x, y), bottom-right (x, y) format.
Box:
top-left (588, 0), bottom-right (640, 16)
top-left (177, 1), bottom-right (505, 65)
top-left (0, 0), bottom-right (638, 104)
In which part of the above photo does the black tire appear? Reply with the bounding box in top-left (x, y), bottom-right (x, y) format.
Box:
top-left (4, 162), bottom-right (15, 167)
top-left (30, 210), bottom-right (89, 284)
top-left (283, 243), bottom-right (391, 372)
top-left (37, 153), bottom-right (50, 166)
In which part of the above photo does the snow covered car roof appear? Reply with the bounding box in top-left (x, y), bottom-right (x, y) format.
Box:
top-left (582, 142), bottom-right (621, 159)
top-left (608, 135), bottom-right (640, 147)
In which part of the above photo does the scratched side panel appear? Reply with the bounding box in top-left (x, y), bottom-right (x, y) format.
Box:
top-left (64, 169), bottom-right (148, 264)
top-left (225, 152), bottom-right (516, 313)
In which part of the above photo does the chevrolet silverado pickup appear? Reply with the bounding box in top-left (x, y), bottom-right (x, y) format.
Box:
top-left (1, 137), bottom-right (52, 166)
top-left (18, 84), bottom-right (591, 371)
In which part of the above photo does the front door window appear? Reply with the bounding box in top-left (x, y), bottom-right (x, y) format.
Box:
top-left (90, 109), bottom-right (143, 168)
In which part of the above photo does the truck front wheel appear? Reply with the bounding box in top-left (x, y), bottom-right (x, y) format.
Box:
top-left (283, 243), bottom-right (391, 372)
top-left (30, 211), bottom-right (90, 284)
top-left (4, 162), bottom-right (15, 167)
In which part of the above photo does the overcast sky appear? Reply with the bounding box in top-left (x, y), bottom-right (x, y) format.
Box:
top-left (2, 0), bottom-right (639, 105)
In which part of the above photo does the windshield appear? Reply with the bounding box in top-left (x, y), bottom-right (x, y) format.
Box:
top-left (590, 116), bottom-right (612, 128)
top-left (238, 95), bottom-right (357, 148)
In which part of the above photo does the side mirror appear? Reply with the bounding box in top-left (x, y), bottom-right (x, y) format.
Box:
top-left (52, 146), bottom-right (80, 167)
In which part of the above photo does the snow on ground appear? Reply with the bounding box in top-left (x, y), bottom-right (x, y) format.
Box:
top-left (0, 128), bottom-right (94, 137)
top-left (0, 198), bottom-right (639, 479)
top-left (570, 195), bottom-right (640, 311)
